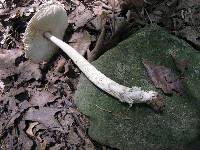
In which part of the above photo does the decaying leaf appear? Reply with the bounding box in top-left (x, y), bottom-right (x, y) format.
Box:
top-left (18, 121), bottom-right (34, 149)
top-left (6, 100), bottom-right (31, 128)
top-left (26, 122), bottom-right (39, 137)
top-left (177, 26), bottom-right (200, 50)
top-left (24, 107), bottom-right (63, 131)
top-left (18, 61), bottom-right (42, 82)
top-left (67, 128), bottom-right (81, 145)
top-left (39, 139), bottom-right (48, 150)
top-left (68, 3), bottom-right (93, 29)
top-left (30, 90), bottom-right (58, 107)
top-left (11, 87), bottom-right (29, 102)
top-left (0, 80), bottom-right (5, 94)
top-left (69, 30), bottom-right (91, 56)
top-left (171, 53), bottom-right (189, 73)
top-left (59, 114), bottom-right (75, 131)
top-left (143, 60), bottom-right (185, 95)
top-left (0, 49), bottom-right (23, 79)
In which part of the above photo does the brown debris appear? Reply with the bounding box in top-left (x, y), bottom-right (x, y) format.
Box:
top-left (68, 3), bottom-right (94, 29)
top-left (29, 90), bottom-right (58, 107)
top-left (17, 61), bottom-right (42, 82)
top-left (1, 0), bottom-right (199, 149)
top-left (171, 53), bottom-right (189, 73)
top-left (0, 49), bottom-right (23, 79)
top-left (143, 60), bottom-right (185, 95)
top-left (119, 0), bottom-right (144, 10)
top-left (24, 107), bottom-right (63, 131)
top-left (69, 30), bottom-right (91, 56)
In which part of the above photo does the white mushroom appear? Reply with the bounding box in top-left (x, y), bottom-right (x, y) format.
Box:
top-left (24, 3), bottom-right (68, 63)
top-left (24, 3), bottom-right (159, 106)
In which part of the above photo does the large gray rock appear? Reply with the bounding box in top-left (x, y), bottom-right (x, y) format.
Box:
top-left (75, 25), bottom-right (200, 150)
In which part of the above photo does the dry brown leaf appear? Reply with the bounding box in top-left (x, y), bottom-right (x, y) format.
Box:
top-left (30, 90), bottom-right (57, 107)
top-left (18, 121), bottom-right (34, 149)
top-left (143, 60), bottom-right (185, 95)
top-left (26, 122), bottom-right (39, 137)
top-left (17, 61), bottom-right (42, 82)
top-left (39, 139), bottom-right (48, 150)
top-left (24, 107), bottom-right (63, 131)
top-left (71, 0), bottom-right (81, 5)
top-left (0, 80), bottom-right (5, 94)
top-left (68, 3), bottom-right (93, 29)
top-left (0, 49), bottom-right (22, 80)
top-left (67, 128), bottom-right (81, 145)
top-left (69, 31), bottom-right (91, 56)
top-left (171, 53), bottom-right (189, 73)
top-left (177, 26), bottom-right (200, 50)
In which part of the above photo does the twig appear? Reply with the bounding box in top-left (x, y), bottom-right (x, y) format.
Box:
top-left (88, 26), bottom-right (106, 62)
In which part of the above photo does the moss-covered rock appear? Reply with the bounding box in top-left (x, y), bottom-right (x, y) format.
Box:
top-left (74, 25), bottom-right (200, 150)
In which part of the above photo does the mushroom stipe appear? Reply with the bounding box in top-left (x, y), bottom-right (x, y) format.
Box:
top-left (24, 3), bottom-right (162, 109)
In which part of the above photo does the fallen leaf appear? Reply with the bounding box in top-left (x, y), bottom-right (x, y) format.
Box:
top-left (10, 87), bottom-right (29, 102)
top-left (0, 80), bottom-right (5, 94)
top-left (24, 107), bottom-right (63, 131)
top-left (84, 138), bottom-right (96, 150)
top-left (176, 26), bottom-right (200, 50)
top-left (68, 3), bottom-right (93, 29)
top-left (69, 30), bottom-right (91, 56)
top-left (0, 49), bottom-right (22, 80)
top-left (39, 139), bottom-right (48, 150)
top-left (6, 100), bottom-right (31, 128)
top-left (171, 53), bottom-right (189, 73)
top-left (18, 121), bottom-right (34, 149)
top-left (30, 90), bottom-right (58, 107)
top-left (26, 122), bottom-right (39, 137)
top-left (18, 61), bottom-right (42, 82)
top-left (143, 60), bottom-right (185, 95)
top-left (71, 0), bottom-right (80, 5)
top-left (59, 114), bottom-right (75, 131)
top-left (67, 128), bottom-right (81, 145)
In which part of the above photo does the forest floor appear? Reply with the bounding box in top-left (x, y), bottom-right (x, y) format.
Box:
top-left (0, 0), bottom-right (200, 149)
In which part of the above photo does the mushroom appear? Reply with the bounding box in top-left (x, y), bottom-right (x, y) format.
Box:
top-left (24, 3), bottom-right (68, 63)
top-left (23, 3), bottom-right (160, 107)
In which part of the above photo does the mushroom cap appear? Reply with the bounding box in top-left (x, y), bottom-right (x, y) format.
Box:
top-left (23, 3), bottom-right (68, 63)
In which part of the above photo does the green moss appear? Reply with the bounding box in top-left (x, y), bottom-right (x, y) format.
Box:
top-left (75, 25), bottom-right (200, 149)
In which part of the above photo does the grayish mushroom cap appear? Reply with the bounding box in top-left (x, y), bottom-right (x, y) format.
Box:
top-left (23, 3), bottom-right (68, 63)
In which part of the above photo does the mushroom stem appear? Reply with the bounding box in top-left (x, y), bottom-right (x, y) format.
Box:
top-left (44, 32), bottom-right (158, 106)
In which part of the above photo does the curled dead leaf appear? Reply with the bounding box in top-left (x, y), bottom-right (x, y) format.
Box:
top-left (143, 60), bottom-right (185, 95)
top-left (26, 122), bottom-right (39, 137)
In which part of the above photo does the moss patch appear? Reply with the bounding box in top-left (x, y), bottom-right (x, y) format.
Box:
top-left (75, 25), bottom-right (200, 150)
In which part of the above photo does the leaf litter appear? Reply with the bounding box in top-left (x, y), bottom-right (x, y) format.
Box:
top-left (0, 0), bottom-right (200, 149)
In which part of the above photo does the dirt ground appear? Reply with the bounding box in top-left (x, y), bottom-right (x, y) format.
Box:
top-left (0, 0), bottom-right (200, 149)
